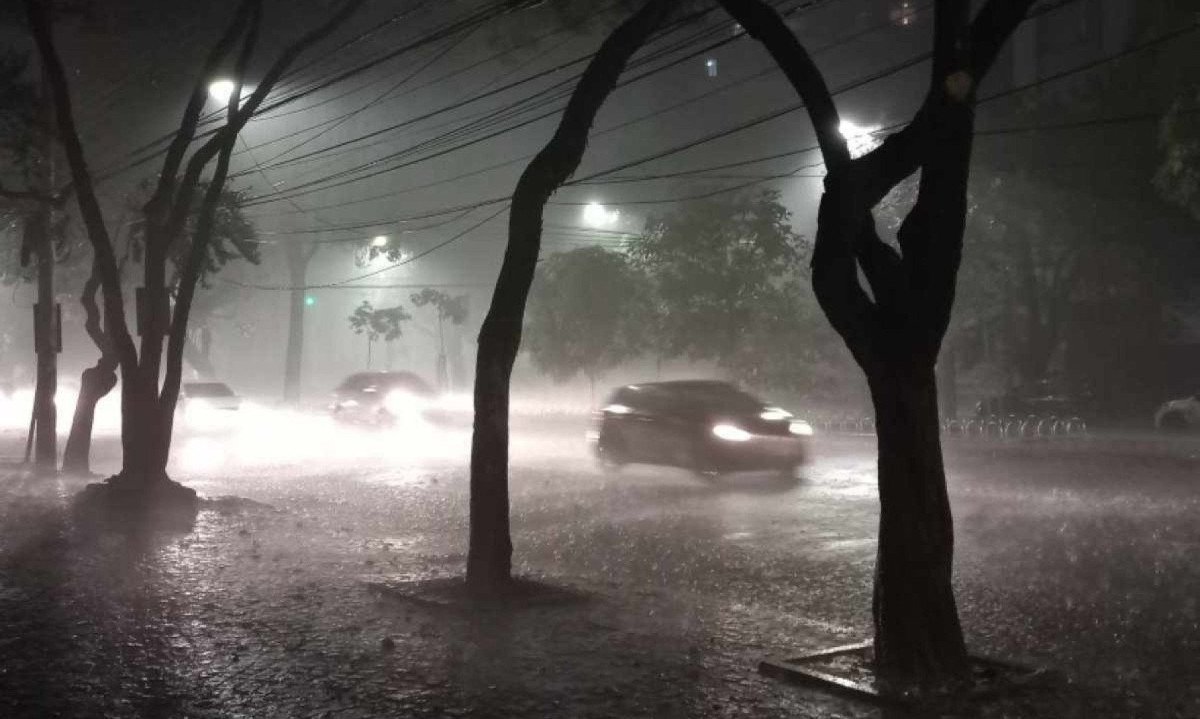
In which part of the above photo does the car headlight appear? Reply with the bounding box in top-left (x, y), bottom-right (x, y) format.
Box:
top-left (760, 407), bottom-right (793, 421)
top-left (603, 403), bottom-right (633, 415)
top-left (712, 423), bottom-right (751, 442)
top-left (789, 420), bottom-right (814, 436)
top-left (383, 390), bottom-right (424, 418)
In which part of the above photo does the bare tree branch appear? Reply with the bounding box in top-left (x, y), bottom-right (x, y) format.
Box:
top-left (24, 0), bottom-right (138, 370)
top-left (161, 0), bottom-right (365, 251)
top-left (854, 0), bottom-right (1039, 207)
top-left (146, 0), bottom-right (258, 218)
top-left (162, 0), bottom-right (261, 410)
top-left (715, 0), bottom-right (849, 171)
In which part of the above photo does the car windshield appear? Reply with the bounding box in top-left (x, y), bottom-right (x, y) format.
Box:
top-left (667, 382), bottom-right (763, 413)
top-left (184, 382), bottom-right (235, 398)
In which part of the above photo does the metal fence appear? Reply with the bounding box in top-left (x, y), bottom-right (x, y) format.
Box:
top-left (812, 414), bottom-right (1089, 440)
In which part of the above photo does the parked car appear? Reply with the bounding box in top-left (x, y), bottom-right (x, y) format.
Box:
top-left (180, 381), bottom-right (242, 431)
top-left (1155, 393), bottom-right (1200, 432)
top-left (330, 371), bottom-right (440, 427)
top-left (590, 380), bottom-right (812, 478)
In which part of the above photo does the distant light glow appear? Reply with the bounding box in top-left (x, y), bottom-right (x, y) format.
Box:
top-left (705, 57), bottom-right (718, 77)
top-left (582, 202), bottom-right (620, 228)
top-left (890, 0), bottom-right (918, 26)
top-left (304, 295), bottom-right (316, 307)
top-left (603, 403), bottom-right (633, 415)
top-left (838, 120), bottom-right (881, 158)
top-left (371, 235), bottom-right (389, 248)
top-left (208, 79), bottom-right (236, 104)
top-left (760, 408), bottom-right (793, 421)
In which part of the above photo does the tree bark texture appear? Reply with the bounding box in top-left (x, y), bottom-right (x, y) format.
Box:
top-left (29, 61), bottom-right (57, 470)
top-left (30, 207), bottom-right (57, 469)
top-left (63, 270), bottom-right (118, 475)
top-left (467, 0), bottom-right (677, 593)
top-left (717, 0), bottom-right (1035, 685)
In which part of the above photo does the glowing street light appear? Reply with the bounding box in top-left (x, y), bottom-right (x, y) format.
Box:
top-left (208, 79), bottom-right (236, 105)
top-left (838, 120), bottom-right (881, 158)
top-left (582, 202), bottom-right (620, 228)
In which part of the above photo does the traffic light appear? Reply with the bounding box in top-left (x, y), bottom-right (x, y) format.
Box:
top-left (304, 294), bottom-right (316, 307)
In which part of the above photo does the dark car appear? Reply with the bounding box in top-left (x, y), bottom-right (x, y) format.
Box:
top-left (330, 371), bottom-right (437, 426)
top-left (591, 380), bottom-right (812, 477)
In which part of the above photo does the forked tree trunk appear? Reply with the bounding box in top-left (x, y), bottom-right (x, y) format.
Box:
top-left (467, 0), bottom-right (676, 594)
top-left (716, 0), bottom-right (1035, 687)
top-left (61, 362), bottom-right (117, 474)
top-left (63, 271), bottom-right (118, 475)
top-left (869, 365), bottom-right (966, 683)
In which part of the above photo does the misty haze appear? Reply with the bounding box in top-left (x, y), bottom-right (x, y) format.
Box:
top-left (1, 0), bottom-right (1198, 717)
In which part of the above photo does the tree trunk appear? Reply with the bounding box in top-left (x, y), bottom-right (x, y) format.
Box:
top-left (32, 220), bottom-right (57, 469)
top-left (467, 0), bottom-right (676, 595)
top-left (435, 315), bottom-right (448, 391)
top-left (63, 270), bottom-right (118, 476)
top-left (713, 0), bottom-right (1035, 689)
top-left (869, 366), bottom-right (966, 685)
top-left (61, 362), bottom-right (117, 475)
top-left (937, 342), bottom-right (958, 420)
top-left (29, 61), bottom-right (57, 470)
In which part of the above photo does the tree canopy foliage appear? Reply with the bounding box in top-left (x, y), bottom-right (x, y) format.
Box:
top-left (524, 245), bottom-right (648, 383)
top-left (627, 190), bottom-right (806, 366)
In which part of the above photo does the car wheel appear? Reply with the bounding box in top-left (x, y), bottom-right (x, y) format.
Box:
top-left (686, 442), bottom-right (721, 480)
top-left (596, 433), bottom-right (627, 473)
top-left (1159, 411), bottom-right (1189, 432)
top-left (776, 464), bottom-right (801, 482)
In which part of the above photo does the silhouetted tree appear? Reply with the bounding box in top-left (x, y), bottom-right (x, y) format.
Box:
top-left (27, 0), bottom-right (364, 509)
top-left (410, 288), bottom-right (468, 390)
top-left (468, 0), bottom-right (677, 594)
top-left (348, 300), bottom-right (412, 369)
top-left (62, 182), bottom-right (257, 475)
top-left (714, 0), bottom-right (1036, 686)
top-left (524, 246), bottom-right (648, 400)
top-left (628, 190), bottom-right (808, 380)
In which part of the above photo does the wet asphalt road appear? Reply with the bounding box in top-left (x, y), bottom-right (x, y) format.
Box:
top-left (1, 418), bottom-right (1198, 718)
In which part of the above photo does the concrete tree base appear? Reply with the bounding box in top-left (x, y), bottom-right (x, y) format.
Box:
top-left (73, 474), bottom-right (199, 530)
top-left (365, 575), bottom-right (587, 613)
top-left (759, 641), bottom-right (1044, 707)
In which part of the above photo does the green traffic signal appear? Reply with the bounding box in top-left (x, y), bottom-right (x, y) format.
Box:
top-left (304, 294), bottom-right (316, 307)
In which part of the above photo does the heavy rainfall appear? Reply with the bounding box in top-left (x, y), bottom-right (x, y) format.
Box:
top-left (0, 0), bottom-right (1198, 717)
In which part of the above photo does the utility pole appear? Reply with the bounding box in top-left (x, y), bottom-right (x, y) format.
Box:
top-left (282, 241), bottom-right (318, 402)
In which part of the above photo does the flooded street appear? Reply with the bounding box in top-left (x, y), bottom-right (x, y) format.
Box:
top-left (2, 422), bottom-right (1197, 717)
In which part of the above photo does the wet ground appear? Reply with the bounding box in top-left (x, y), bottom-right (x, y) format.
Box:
top-left (1, 420), bottom-right (1198, 718)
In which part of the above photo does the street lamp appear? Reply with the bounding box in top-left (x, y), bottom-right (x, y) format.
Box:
top-left (582, 202), bottom-right (619, 228)
top-left (838, 120), bottom-right (881, 158)
top-left (208, 79), bottom-right (236, 105)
